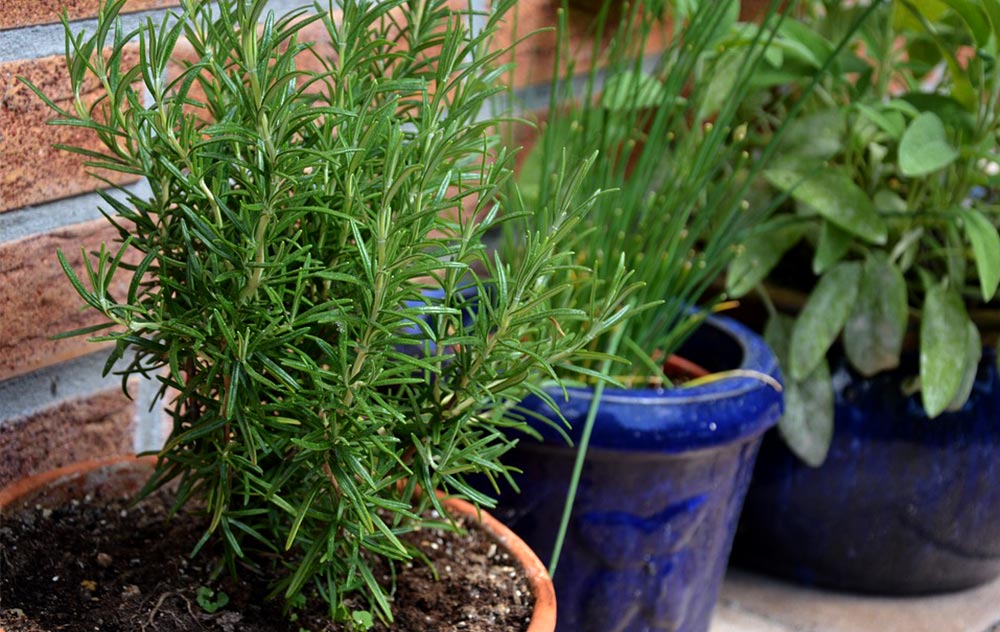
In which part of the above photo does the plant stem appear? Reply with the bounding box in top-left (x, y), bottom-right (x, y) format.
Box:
top-left (548, 321), bottom-right (626, 577)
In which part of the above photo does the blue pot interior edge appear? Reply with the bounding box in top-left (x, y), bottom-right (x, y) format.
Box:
top-left (516, 313), bottom-right (785, 453)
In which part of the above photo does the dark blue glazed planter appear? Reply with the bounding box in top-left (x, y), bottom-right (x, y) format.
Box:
top-left (735, 349), bottom-right (1000, 594)
top-left (485, 314), bottom-right (784, 632)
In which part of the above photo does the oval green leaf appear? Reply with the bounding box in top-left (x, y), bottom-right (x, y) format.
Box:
top-left (779, 108), bottom-right (845, 161)
top-left (764, 313), bottom-right (793, 363)
top-left (766, 314), bottom-right (834, 467)
top-left (946, 320), bottom-right (981, 412)
top-left (779, 363), bottom-right (834, 467)
top-left (854, 103), bottom-right (905, 140)
top-left (727, 223), bottom-right (806, 297)
top-left (698, 51), bottom-right (742, 120)
top-left (602, 70), bottom-right (668, 112)
top-left (920, 283), bottom-right (971, 417)
top-left (789, 261), bottom-right (862, 381)
top-left (843, 255), bottom-right (908, 377)
top-left (812, 221), bottom-right (852, 275)
top-left (898, 112), bottom-right (959, 177)
top-left (764, 169), bottom-right (888, 245)
top-left (959, 208), bottom-right (1000, 302)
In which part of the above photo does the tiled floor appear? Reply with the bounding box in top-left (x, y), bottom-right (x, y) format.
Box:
top-left (711, 570), bottom-right (1000, 632)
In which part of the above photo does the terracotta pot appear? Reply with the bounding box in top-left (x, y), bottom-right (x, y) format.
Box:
top-left (447, 495), bottom-right (557, 632)
top-left (0, 456), bottom-right (557, 632)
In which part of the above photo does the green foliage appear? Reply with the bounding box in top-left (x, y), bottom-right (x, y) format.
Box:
top-left (765, 314), bottom-right (832, 467)
top-left (898, 111), bottom-right (959, 176)
top-left (351, 610), bottom-right (375, 631)
top-left (726, 0), bottom-right (1000, 462)
top-left (195, 586), bottom-right (230, 614)
top-left (920, 282), bottom-right (977, 416)
top-left (843, 256), bottom-right (909, 376)
top-left (762, 169), bottom-right (887, 244)
top-left (788, 261), bottom-right (861, 380)
top-left (500, 0), bottom-right (869, 385)
top-left (34, 0), bottom-right (630, 622)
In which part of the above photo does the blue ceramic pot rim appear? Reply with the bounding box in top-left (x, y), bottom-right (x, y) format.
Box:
top-left (518, 313), bottom-right (785, 451)
top-left (559, 313), bottom-right (780, 402)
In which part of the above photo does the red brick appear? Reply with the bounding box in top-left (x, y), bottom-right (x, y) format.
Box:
top-left (0, 0), bottom-right (178, 30)
top-left (0, 220), bottom-right (135, 381)
top-left (740, 0), bottom-right (790, 21)
top-left (0, 383), bottom-right (137, 488)
top-left (492, 0), bottom-right (673, 90)
top-left (0, 49), bottom-right (142, 213)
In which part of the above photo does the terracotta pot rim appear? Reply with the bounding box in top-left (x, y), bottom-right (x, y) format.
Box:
top-left (444, 496), bottom-right (557, 632)
top-left (0, 454), bottom-right (142, 509)
top-left (0, 456), bottom-right (556, 632)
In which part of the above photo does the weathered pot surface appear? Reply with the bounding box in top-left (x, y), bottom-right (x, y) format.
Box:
top-left (735, 349), bottom-right (1000, 594)
top-left (483, 314), bottom-right (784, 632)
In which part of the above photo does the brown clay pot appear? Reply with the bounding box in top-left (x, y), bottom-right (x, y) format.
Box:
top-left (0, 456), bottom-right (557, 632)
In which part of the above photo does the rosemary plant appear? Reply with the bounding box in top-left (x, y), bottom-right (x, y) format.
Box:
top-left (30, 0), bottom-right (633, 623)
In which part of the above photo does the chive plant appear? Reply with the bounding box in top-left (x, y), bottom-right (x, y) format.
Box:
top-left (496, 0), bottom-right (877, 578)
top-left (29, 0), bottom-right (636, 623)
top-left (503, 0), bottom-right (875, 385)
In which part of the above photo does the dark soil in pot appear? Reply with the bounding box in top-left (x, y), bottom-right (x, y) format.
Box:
top-left (0, 486), bottom-right (534, 632)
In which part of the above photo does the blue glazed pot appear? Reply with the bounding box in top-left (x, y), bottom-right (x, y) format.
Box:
top-left (734, 349), bottom-right (1000, 594)
top-left (485, 314), bottom-right (783, 632)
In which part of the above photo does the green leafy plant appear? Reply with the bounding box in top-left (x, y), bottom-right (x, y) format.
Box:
top-left (351, 610), bottom-right (375, 631)
top-left (503, 0), bottom-right (742, 385)
top-left (30, 0), bottom-right (632, 623)
top-left (725, 0), bottom-right (1000, 465)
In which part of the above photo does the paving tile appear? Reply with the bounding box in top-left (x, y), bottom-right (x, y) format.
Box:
top-left (711, 603), bottom-right (796, 632)
top-left (719, 569), bottom-right (1000, 632)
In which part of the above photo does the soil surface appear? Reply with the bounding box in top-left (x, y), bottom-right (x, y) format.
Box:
top-left (0, 489), bottom-right (533, 631)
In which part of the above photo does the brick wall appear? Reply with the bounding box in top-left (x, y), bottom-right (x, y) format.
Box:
top-left (0, 1), bottom-right (187, 485)
top-left (0, 0), bottom-right (675, 486)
